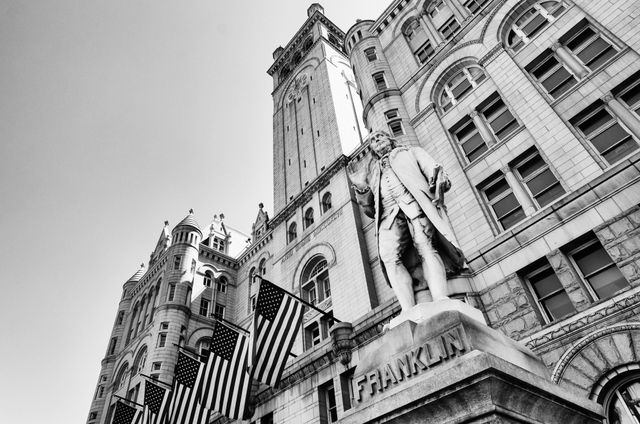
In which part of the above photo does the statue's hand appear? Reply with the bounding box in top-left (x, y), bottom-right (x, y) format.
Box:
top-left (430, 164), bottom-right (451, 209)
top-left (347, 155), bottom-right (371, 190)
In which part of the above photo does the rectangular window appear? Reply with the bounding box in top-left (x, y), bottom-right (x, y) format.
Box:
top-left (568, 235), bottom-right (629, 300)
top-left (261, 412), bottom-right (274, 424)
top-left (108, 337), bottom-right (117, 355)
top-left (464, 0), bottom-right (488, 14)
top-left (524, 262), bottom-right (576, 323)
top-left (167, 284), bottom-right (176, 301)
top-left (572, 104), bottom-right (638, 164)
top-left (480, 173), bottom-right (525, 230)
top-left (251, 295), bottom-right (256, 312)
top-left (173, 255), bottom-right (181, 270)
top-left (157, 333), bottom-right (167, 348)
top-left (452, 118), bottom-right (487, 162)
top-left (372, 72), bottom-right (387, 91)
top-left (304, 321), bottom-right (322, 350)
top-left (415, 41), bottom-right (434, 64)
top-left (152, 362), bottom-right (161, 371)
top-left (439, 17), bottom-right (460, 40)
top-left (364, 47), bottom-right (377, 62)
top-left (340, 369), bottom-right (355, 411)
top-left (116, 311), bottom-right (125, 325)
top-left (563, 20), bottom-right (617, 71)
top-left (216, 279), bottom-right (227, 293)
top-left (199, 298), bottom-right (210, 317)
top-left (385, 109), bottom-right (404, 136)
top-left (319, 381), bottom-right (338, 423)
top-left (160, 321), bottom-right (169, 330)
top-left (214, 303), bottom-right (225, 319)
top-left (526, 49), bottom-right (577, 98)
top-left (618, 72), bottom-right (640, 117)
top-left (513, 149), bottom-right (565, 207)
top-left (479, 95), bottom-right (519, 140)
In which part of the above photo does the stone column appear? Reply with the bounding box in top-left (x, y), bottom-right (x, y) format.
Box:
top-left (502, 166), bottom-right (537, 216)
top-left (470, 111), bottom-right (497, 146)
top-left (551, 42), bottom-right (588, 79)
top-left (420, 14), bottom-right (443, 45)
top-left (603, 93), bottom-right (640, 140)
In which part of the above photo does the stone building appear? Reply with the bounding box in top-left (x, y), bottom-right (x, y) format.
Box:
top-left (87, 1), bottom-right (640, 423)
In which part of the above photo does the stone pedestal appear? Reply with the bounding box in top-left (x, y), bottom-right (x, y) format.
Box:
top-left (342, 310), bottom-right (603, 424)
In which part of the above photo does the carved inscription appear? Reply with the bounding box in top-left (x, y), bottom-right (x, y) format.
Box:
top-left (353, 327), bottom-right (467, 402)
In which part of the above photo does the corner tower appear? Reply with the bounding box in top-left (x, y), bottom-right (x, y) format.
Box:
top-left (269, 4), bottom-right (367, 213)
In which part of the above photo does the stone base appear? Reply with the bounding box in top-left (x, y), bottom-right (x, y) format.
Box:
top-left (343, 310), bottom-right (603, 424)
top-left (388, 299), bottom-right (486, 329)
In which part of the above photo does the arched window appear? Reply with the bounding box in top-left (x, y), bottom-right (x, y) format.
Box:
top-left (505, 1), bottom-right (566, 52)
top-left (304, 208), bottom-right (315, 228)
top-left (438, 65), bottom-right (486, 112)
top-left (216, 276), bottom-right (228, 293)
top-left (301, 256), bottom-right (330, 305)
top-left (258, 259), bottom-right (267, 277)
top-left (288, 222), bottom-right (298, 243)
top-left (291, 51), bottom-right (302, 67)
top-left (321, 192), bottom-right (332, 213)
top-left (115, 363), bottom-right (129, 391)
top-left (402, 18), bottom-right (434, 64)
top-left (249, 267), bottom-right (256, 284)
top-left (303, 37), bottom-right (313, 52)
top-left (599, 371), bottom-right (640, 424)
top-left (134, 346), bottom-right (147, 375)
top-left (203, 271), bottom-right (213, 288)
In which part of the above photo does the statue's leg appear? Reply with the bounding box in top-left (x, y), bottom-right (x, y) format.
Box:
top-left (379, 216), bottom-right (415, 312)
top-left (409, 216), bottom-right (449, 301)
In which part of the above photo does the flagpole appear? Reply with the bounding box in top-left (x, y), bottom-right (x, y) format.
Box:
top-left (113, 394), bottom-right (145, 409)
top-left (140, 374), bottom-right (173, 389)
top-left (253, 276), bottom-right (342, 323)
top-left (211, 315), bottom-right (249, 334)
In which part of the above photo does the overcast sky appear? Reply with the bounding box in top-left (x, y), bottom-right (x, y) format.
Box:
top-left (0, 1), bottom-right (392, 423)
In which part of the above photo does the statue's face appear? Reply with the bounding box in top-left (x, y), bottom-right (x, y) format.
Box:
top-left (370, 132), bottom-right (395, 157)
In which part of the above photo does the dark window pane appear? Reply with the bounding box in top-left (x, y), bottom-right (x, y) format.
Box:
top-left (586, 45), bottom-right (616, 70)
top-left (577, 37), bottom-right (615, 69)
top-left (489, 109), bottom-right (515, 132)
top-left (527, 169), bottom-right (558, 196)
top-left (517, 155), bottom-right (545, 178)
top-left (578, 109), bottom-right (613, 135)
top-left (621, 84), bottom-right (640, 108)
top-left (462, 133), bottom-right (487, 162)
top-left (588, 267), bottom-right (629, 299)
top-left (530, 267), bottom-right (563, 298)
top-left (485, 178), bottom-right (510, 200)
top-left (542, 66), bottom-right (574, 93)
top-left (544, 291), bottom-right (576, 320)
top-left (522, 14), bottom-right (548, 37)
top-left (500, 207), bottom-right (526, 229)
top-left (590, 123), bottom-right (631, 153)
top-left (493, 193), bottom-right (521, 218)
top-left (549, 75), bottom-right (577, 98)
top-left (536, 183), bottom-right (565, 206)
top-left (532, 55), bottom-right (560, 79)
top-left (573, 243), bottom-right (612, 276)
top-left (566, 27), bottom-right (596, 50)
top-left (456, 121), bottom-right (476, 140)
top-left (603, 138), bottom-right (638, 164)
top-left (451, 78), bottom-right (473, 100)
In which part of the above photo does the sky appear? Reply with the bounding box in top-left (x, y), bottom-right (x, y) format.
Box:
top-left (0, 0), bottom-right (391, 422)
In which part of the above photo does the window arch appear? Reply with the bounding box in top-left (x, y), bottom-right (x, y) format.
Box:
top-left (203, 271), bottom-right (213, 288)
top-left (436, 65), bottom-right (486, 112)
top-left (301, 256), bottom-right (330, 305)
top-left (402, 17), bottom-right (434, 64)
top-left (134, 346), bottom-right (147, 375)
top-left (303, 37), bottom-right (313, 52)
top-left (249, 267), bottom-right (257, 284)
top-left (503, 1), bottom-right (566, 52)
top-left (321, 192), bottom-right (332, 213)
top-left (598, 370), bottom-right (640, 424)
top-left (304, 208), bottom-right (315, 228)
top-left (288, 222), bottom-right (298, 243)
top-left (258, 258), bottom-right (267, 277)
top-left (291, 51), bottom-right (302, 67)
top-left (115, 363), bottom-right (129, 391)
top-left (216, 276), bottom-right (228, 293)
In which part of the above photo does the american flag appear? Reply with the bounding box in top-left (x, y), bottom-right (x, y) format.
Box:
top-left (112, 400), bottom-right (141, 424)
top-left (250, 280), bottom-right (303, 387)
top-left (198, 323), bottom-right (252, 419)
top-left (142, 380), bottom-right (170, 424)
top-left (168, 352), bottom-right (210, 424)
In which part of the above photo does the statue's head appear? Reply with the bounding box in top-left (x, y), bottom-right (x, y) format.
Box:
top-left (368, 130), bottom-right (397, 159)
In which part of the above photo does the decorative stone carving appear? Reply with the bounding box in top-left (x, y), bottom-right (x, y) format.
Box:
top-left (286, 73), bottom-right (309, 104)
top-left (330, 322), bottom-right (355, 366)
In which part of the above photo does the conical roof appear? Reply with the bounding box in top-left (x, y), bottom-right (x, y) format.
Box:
top-left (127, 264), bottom-right (145, 282)
top-left (175, 209), bottom-right (202, 234)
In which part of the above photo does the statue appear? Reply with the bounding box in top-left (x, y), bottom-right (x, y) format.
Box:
top-left (347, 131), bottom-right (464, 316)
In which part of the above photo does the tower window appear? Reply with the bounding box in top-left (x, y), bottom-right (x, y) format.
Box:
top-left (372, 72), bottom-right (387, 91)
top-left (167, 284), bottom-right (176, 301)
top-left (304, 208), bottom-right (315, 228)
top-left (364, 47), bottom-right (377, 62)
top-left (385, 109), bottom-right (404, 136)
top-left (173, 255), bottom-right (181, 270)
top-left (157, 333), bottom-right (166, 348)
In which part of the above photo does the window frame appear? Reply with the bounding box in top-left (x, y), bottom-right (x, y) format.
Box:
top-left (506, 1), bottom-right (566, 52)
top-left (439, 66), bottom-right (486, 113)
top-left (562, 20), bottom-right (617, 71)
top-left (438, 16), bottom-right (460, 41)
top-left (364, 47), bottom-right (377, 62)
top-left (287, 221), bottom-right (298, 243)
top-left (372, 71), bottom-right (387, 91)
top-left (523, 262), bottom-right (576, 323)
top-left (385, 109), bottom-right (404, 137)
top-left (526, 49), bottom-right (578, 99)
top-left (512, 148), bottom-right (565, 208)
top-left (478, 94), bottom-right (519, 140)
top-left (451, 117), bottom-right (488, 163)
top-left (199, 298), bottom-right (210, 317)
top-left (480, 172), bottom-right (525, 231)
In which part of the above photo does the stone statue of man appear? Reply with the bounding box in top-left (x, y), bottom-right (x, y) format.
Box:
top-left (347, 131), bottom-right (464, 316)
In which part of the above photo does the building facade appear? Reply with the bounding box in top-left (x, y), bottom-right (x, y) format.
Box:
top-left (88, 1), bottom-right (640, 423)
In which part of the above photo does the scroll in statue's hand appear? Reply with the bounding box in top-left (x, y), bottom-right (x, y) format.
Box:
top-left (429, 164), bottom-right (451, 209)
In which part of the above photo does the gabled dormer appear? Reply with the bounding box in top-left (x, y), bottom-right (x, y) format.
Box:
top-left (251, 203), bottom-right (270, 242)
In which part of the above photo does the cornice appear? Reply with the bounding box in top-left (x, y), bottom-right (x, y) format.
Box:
top-left (270, 156), bottom-right (349, 228)
top-left (267, 12), bottom-right (345, 76)
top-left (362, 88), bottom-right (403, 126)
top-left (199, 245), bottom-right (240, 270)
top-left (238, 232), bottom-right (274, 265)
